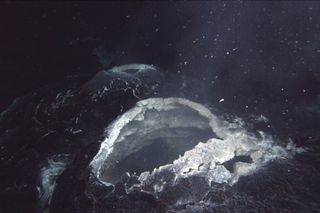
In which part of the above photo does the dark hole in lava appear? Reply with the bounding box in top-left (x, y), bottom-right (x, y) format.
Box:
top-left (222, 155), bottom-right (253, 173)
top-left (102, 127), bottom-right (213, 184)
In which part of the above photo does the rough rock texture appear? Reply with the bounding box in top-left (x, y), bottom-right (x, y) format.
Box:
top-left (90, 97), bottom-right (303, 209)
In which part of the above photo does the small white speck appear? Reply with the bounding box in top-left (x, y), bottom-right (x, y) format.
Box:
top-left (245, 105), bottom-right (249, 109)
top-left (226, 51), bottom-right (230, 55)
top-left (219, 98), bottom-right (225, 103)
top-left (184, 61), bottom-right (188, 65)
top-left (155, 28), bottom-right (159, 32)
top-left (302, 89), bottom-right (307, 93)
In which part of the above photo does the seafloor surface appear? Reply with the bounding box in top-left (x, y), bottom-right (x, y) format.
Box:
top-left (0, 2), bottom-right (320, 213)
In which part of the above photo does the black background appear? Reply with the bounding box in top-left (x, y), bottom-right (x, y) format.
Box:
top-left (1, 1), bottom-right (319, 115)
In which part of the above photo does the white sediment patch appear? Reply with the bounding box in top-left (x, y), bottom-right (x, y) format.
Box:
top-left (37, 154), bottom-right (70, 212)
top-left (81, 64), bottom-right (161, 98)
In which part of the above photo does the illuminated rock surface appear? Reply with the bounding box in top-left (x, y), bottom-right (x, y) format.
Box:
top-left (90, 97), bottom-right (303, 208)
top-left (0, 63), bottom-right (318, 213)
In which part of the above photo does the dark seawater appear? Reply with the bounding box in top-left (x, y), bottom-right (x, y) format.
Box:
top-left (0, 2), bottom-right (319, 213)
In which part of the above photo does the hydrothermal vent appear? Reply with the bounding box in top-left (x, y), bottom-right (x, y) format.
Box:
top-left (90, 98), bottom-right (301, 189)
top-left (90, 98), bottom-right (225, 184)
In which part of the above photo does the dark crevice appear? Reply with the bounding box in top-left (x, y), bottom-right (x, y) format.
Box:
top-left (222, 155), bottom-right (253, 173)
